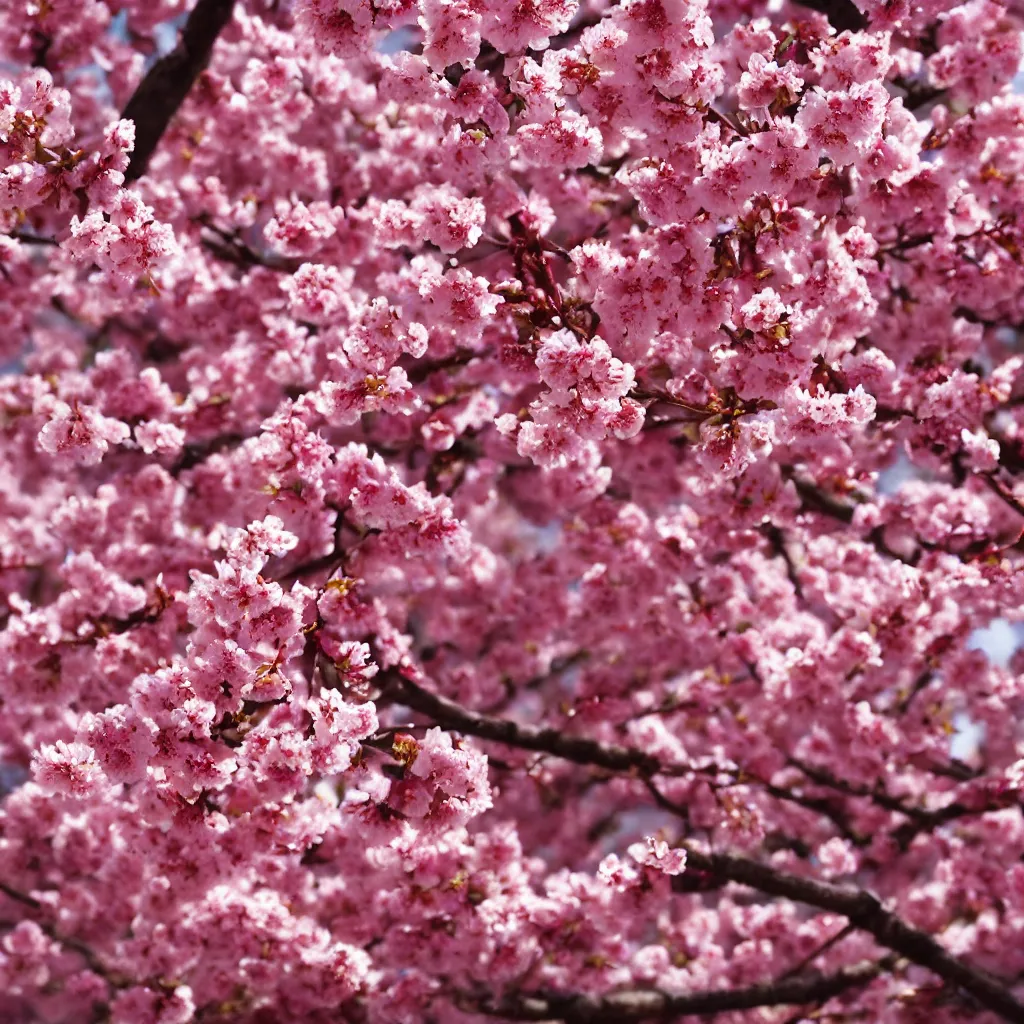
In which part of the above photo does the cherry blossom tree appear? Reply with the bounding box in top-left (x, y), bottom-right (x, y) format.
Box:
top-left (4, 0), bottom-right (1024, 1020)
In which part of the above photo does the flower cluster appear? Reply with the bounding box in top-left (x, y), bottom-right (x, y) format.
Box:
top-left (2, 0), bottom-right (1024, 1022)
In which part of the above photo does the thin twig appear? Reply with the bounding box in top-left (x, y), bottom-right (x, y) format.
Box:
top-left (792, 0), bottom-right (867, 32)
top-left (0, 880), bottom-right (120, 983)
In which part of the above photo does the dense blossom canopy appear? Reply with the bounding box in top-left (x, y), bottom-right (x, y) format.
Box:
top-left (4, 0), bottom-right (1024, 1021)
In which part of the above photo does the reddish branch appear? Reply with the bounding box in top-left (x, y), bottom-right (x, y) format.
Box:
top-left (122, 0), bottom-right (237, 182)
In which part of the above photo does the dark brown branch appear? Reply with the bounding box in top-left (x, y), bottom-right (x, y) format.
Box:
top-left (784, 470), bottom-right (976, 566)
top-left (389, 674), bottom-right (1009, 860)
top-left (8, 230), bottom-right (60, 246)
top-left (383, 673), bottom-right (661, 776)
top-left (788, 472), bottom-right (856, 524)
top-left (894, 82), bottom-right (947, 113)
top-left (171, 432), bottom-right (248, 473)
top-left (676, 841), bottom-right (1024, 1023)
top-left (481, 958), bottom-right (892, 1022)
top-left (382, 677), bottom-right (1024, 1022)
top-left (762, 523), bottom-right (804, 600)
top-left (897, 668), bottom-right (935, 714)
top-left (980, 471), bottom-right (1024, 519)
top-left (0, 880), bottom-right (121, 983)
top-left (198, 219), bottom-right (302, 273)
top-left (759, 778), bottom-right (868, 846)
top-left (777, 923), bottom-right (855, 981)
top-left (789, 755), bottom-right (1017, 850)
top-left (789, 757), bottom-right (927, 821)
top-left (792, 0), bottom-right (867, 32)
top-left (122, 0), bottom-right (237, 183)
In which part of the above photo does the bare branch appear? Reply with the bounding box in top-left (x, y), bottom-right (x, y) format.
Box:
top-left (122, 0), bottom-right (237, 183)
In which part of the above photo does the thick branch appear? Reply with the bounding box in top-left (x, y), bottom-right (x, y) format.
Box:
top-left (122, 0), bottom-right (237, 182)
top-left (483, 958), bottom-right (891, 1022)
top-left (384, 676), bottom-right (1024, 1022)
top-left (793, 0), bottom-right (867, 31)
top-left (384, 674), bottom-right (661, 775)
top-left (678, 843), bottom-right (1024, 1023)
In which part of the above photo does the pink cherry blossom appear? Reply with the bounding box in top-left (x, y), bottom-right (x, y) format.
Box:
top-left (2, 0), bottom-right (1024, 1022)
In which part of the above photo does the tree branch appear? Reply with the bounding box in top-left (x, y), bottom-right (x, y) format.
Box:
top-left (197, 217), bottom-right (302, 272)
top-left (788, 755), bottom-right (1015, 850)
top-left (980, 471), bottom-right (1024, 519)
top-left (792, 0), bottom-right (867, 32)
top-left (480, 957), bottom-right (893, 1022)
top-left (787, 472), bottom-right (856, 524)
top-left (384, 673), bottom-right (661, 776)
top-left (382, 675), bottom-right (1024, 1022)
top-left (122, 0), bottom-right (237, 183)
top-left (0, 880), bottom-right (121, 984)
top-left (676, 841), bottom-right (1024, 1023)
